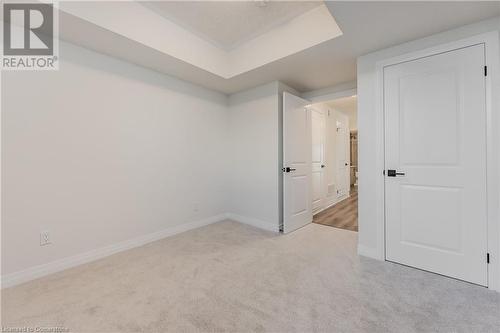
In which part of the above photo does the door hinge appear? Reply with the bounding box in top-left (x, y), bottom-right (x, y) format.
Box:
top-left (484, 66), bottom-right (487, 77)
top-left (487, 253), bottom-right (490, 264)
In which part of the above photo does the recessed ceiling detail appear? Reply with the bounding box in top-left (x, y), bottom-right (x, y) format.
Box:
top-left (142, 1), bottom-right (324, 51)
top-left (56, 2), bottom-right (500, 94)
top-left (58, 1), bottom-right (342, 79)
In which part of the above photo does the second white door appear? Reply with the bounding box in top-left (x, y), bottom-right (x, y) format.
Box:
top-left (311, 107), bottom-right (326, 213)
top-left (335, 113), bottom-right (350, 199)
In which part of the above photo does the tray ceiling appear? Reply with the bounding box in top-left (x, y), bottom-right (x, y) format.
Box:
top-left (56, 1), bottom-right (500, 94)
top-left (59, 1), bottom-right (342, 78)
top-left (142, 1), bottom-right (323, 50)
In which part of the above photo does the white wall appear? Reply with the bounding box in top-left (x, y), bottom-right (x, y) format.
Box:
top-left (1, 43), bottom-right (291, 286)
top-left (226, 82), bottom-right (301, 232)
top-left (325, 96), bottom-right (357, 131)
top-left (227, 83), bottom-right (280, 231)
top-left (357, 17), bottom-right (500, 278)
top-left (1, 41), bottom-right (229, 279)
top-left (333, 107), bottom-right (357, 131)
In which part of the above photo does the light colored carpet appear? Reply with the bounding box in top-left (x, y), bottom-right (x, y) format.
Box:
top-left (2, 220), bottom-right (499, 332)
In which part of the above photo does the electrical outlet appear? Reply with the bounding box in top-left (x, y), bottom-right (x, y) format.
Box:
top-left (40, 230), bottom-right (51, 246)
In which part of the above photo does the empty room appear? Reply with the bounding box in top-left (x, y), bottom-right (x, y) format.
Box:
top-left (1, 1), bottom-right (500, 332)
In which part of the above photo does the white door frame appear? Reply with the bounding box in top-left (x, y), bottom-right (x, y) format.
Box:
top-left (373, 31), bottom-right (500, 291)
top-left (306, 90), bottom-right (357, 212)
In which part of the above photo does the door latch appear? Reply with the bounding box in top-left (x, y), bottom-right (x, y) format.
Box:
top-left (387, 169), bottom-right (405, 177)
top-left (283, 167), bottom-right (296, 173)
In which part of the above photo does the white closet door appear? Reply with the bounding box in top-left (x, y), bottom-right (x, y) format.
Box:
top-left (384, 44), bottom-right (488, 286)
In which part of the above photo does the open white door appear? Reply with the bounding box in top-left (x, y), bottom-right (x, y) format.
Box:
top-left (283, 92), bottom-right (312, 233)
top-left (384, 44), bottom-right (488, 286)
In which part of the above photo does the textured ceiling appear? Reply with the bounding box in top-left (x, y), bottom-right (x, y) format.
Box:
top-left (142, 1), bottom-right (323, 50)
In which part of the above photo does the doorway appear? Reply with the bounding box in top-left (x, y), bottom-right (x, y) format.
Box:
top-left (309, 96), bottom-right (358, 232)
top-left (282, 33), bottom-right (499, 291)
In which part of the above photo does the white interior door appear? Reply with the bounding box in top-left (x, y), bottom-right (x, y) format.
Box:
top-left (311, 107), bottom-right (326, 213)
top-left (384, 44), bottom-right (488, 286)
top-left (283, 92), bottom-right (312, 233)
top-left (335, 114), bottom-right (350, 198)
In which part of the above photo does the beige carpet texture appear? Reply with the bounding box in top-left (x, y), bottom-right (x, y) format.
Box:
top-left (2, 220), bottom-right (500, 332)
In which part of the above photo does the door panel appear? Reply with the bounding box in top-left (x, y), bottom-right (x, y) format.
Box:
top-left (335, 115), bottom-right (350, 198)
top-left (384, 44), bottom-right (487, 286)
top-left (292, 176), bottom-right (308, 215)
top-left (400, 185), bottom-right (462, 252)
top-left (283, 92), bottom-right (312, 233)
top-left (400, 69), bottom-right (460, 165)
top-left (311, 108), bottom-right (326, 213)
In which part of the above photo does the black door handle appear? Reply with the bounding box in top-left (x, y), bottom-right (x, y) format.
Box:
top-left (387, 169), bottom-right (405, 177)
top-left (283, 167), bottom-right (297, 173)
top-left (321, 164), bottom-right (325, 168)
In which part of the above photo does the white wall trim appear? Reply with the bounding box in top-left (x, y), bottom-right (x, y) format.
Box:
top-left (226, 213), bottom-right (280, 233)
top-left (1, 214), bottom-right (227, 289)
top-left (302, 81), bottom-right (357, 103)
top-left (308, 88), bottom-right (357, 104)
top-left (357, 244), bottom-right (380, 260)
top-left (314, 193), bottom-right (350, 216)
top-left (372, 31), bottom-right (500, 291)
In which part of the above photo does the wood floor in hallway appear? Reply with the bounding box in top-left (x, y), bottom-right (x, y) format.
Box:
top-left (313, 187), bottom-right (358, 231)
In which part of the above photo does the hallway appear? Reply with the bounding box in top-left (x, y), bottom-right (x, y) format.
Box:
top-left (313, 187), bottom-right (358, 231)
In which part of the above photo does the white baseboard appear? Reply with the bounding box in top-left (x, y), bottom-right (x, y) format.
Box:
top-left (314, 194), bottom-right (350, 216)
top-left (357, 244), bottom-right (383, 260)
top-left (226, 213), bottom-right (279, 233)
top-left (1, 214), bottom-right (227, 289)
top-left (314, 200), bottom-right (336, 215)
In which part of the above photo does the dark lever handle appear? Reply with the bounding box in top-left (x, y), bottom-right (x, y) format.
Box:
top-left (283, 167), bottom-right (297, 173)
top-left (387, 169), bottom-right (405, 177)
